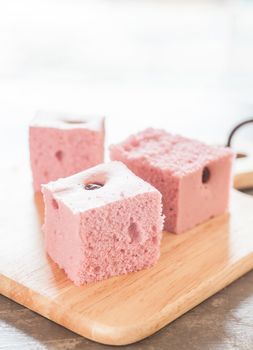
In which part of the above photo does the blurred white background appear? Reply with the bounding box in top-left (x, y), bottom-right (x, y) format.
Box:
top-left (0, 0), bottom-right (253, 165)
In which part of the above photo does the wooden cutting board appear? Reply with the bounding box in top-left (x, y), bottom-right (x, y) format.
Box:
top-left (0, 164), bottom-right (253, 346)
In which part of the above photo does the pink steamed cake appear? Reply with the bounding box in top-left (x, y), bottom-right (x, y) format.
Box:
top-left (42, 161), bottom-right (164, 285)
top-left (29, 111), bottom-right (105, 192)
top-left (110, 128), bottom-right (234, 234)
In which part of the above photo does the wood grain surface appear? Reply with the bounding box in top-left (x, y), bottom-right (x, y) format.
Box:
top-left (0, 164), bottom-right (253, 346)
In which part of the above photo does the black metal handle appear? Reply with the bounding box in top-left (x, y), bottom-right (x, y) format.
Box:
top-left (226, 119), bottom-right (253, 148)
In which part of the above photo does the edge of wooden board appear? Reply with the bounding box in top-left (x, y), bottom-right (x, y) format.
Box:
top-left (1, 190), bottom-right (253, 346)
top-left (1, 252), bottom-right (253, 345)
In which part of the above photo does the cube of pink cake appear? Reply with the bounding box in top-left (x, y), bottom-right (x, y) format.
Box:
top-left (110, 128), bottom-right (234, 234)
top-left (42, 161), bottom-right (164, 285)
top-left (29, 111), bottom-right (105, 192)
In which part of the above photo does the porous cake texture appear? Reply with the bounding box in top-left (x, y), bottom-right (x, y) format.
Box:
top-left (110, 128), bottom-right (234, 234)
top-left (42, 161), bottom-right (164, 285)
top-left (29, 111), bottom-right (105, 192)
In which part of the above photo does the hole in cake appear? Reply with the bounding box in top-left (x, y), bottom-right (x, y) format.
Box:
top-left (128, 222), bottom-right (141, 243)
top-left (51, 199), bottom-right (59, 209)
top-left (113, 234), bottom-right (119, 242)
top-left (55, 150), bottom-right (63, 161)
top-left (236, 152), bottom-right (247, 159)
top-left (86, 242), bottom-right (94, 250)
top-left (131, 139), bottom-right (140, 147)
top-left (123, 139), bottom-right (140, 151)
top-left (123, 144), bottom-right (131, 152)
top-left (84, 172), bottom-right (107, 190)
top-left (94, 266), bottom-right (100, 272)
top-left (120, 249), bottom-right (125, 254)
top-left (152, 236), bottom-right (158, 244)
top-left (152, 225), bottom-right (157, 233)
top-left (63, 119), bottom-right (86, 124)
top-left (84, 183), bottom-right (104, 190)
top-left (202, 166), bottom-right (211, 184)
